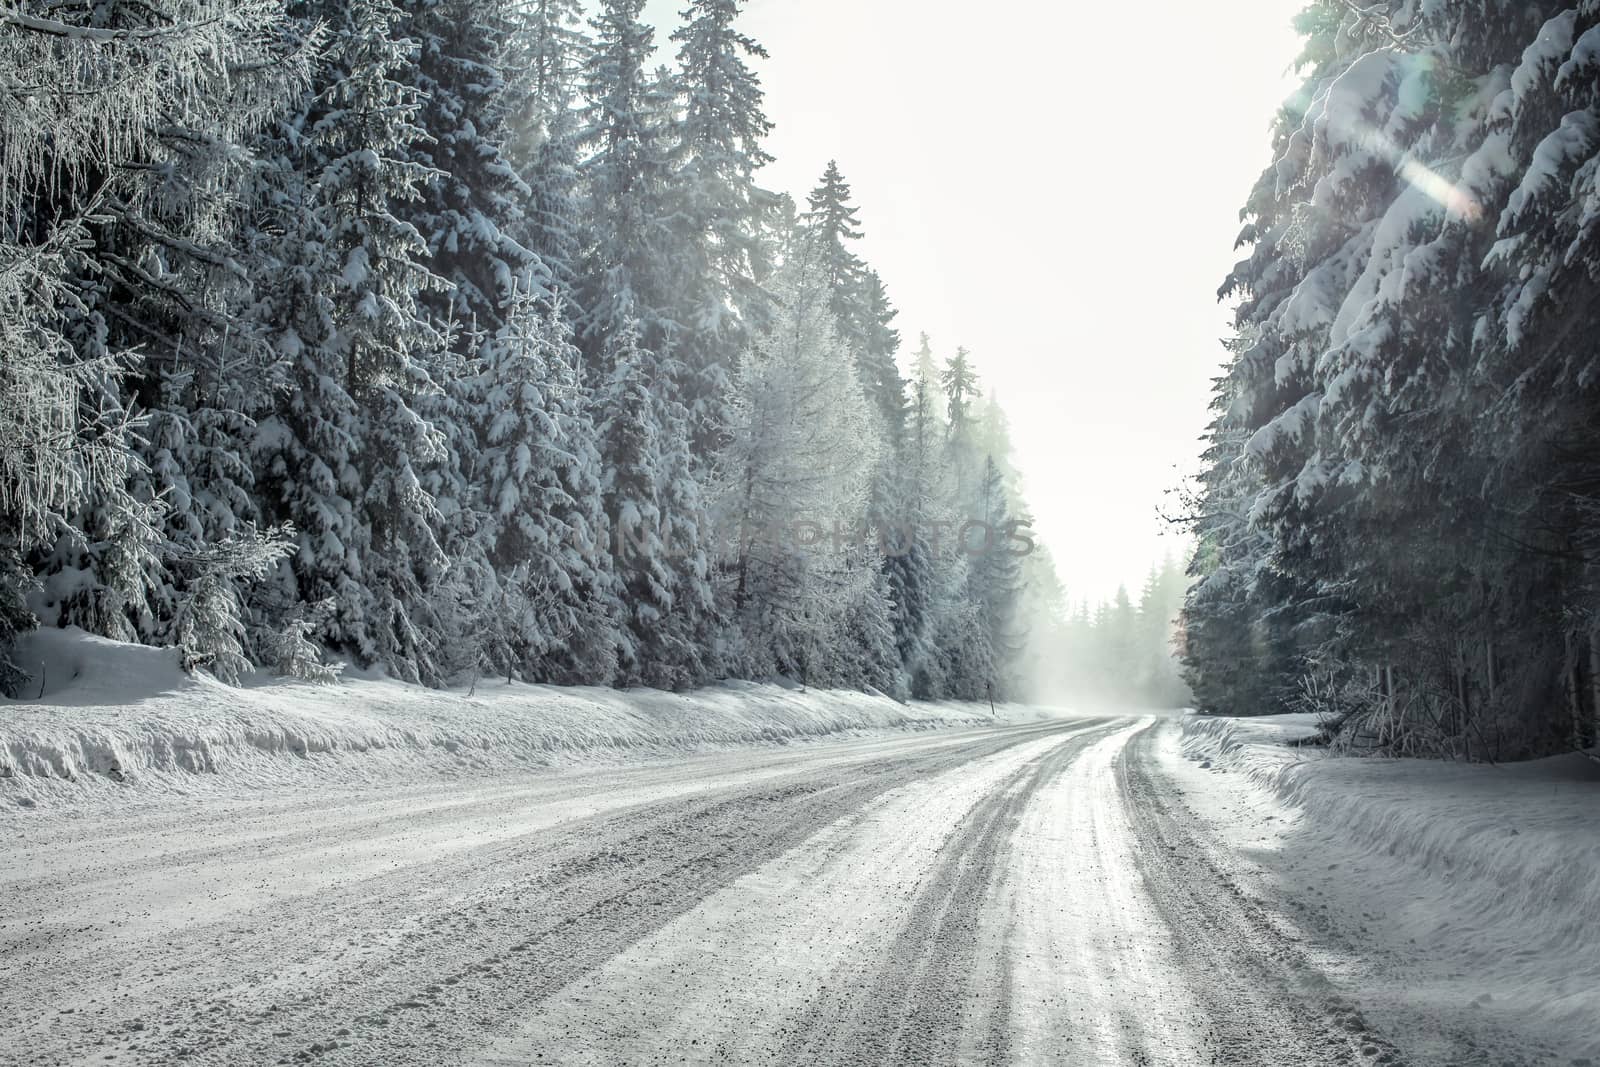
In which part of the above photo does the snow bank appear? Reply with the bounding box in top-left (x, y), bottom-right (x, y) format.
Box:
top-left (1179, 713), bottom-right (1600, 1059)
top-left (1180, 714), bottom-right (1600, 927)
top-left (1, 628), bottom-right (1027, 805)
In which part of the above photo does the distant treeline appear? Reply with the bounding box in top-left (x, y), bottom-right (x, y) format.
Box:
top-left (1024, 556), bottom-right (1191, 711)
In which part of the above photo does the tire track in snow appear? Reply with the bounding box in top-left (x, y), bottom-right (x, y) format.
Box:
top-left (12, 715), bottom-right (1422, 1067)
top-left (1, 720), bottom-right (1076, 1066)
top-left (777, 719), bottom-right (1125, 1066)
top-left (468, 718), bottom-right (1120, 1066)
top-left (1003, 720), bottom-right (1217, 1065)
top-left (1117, 722), bottom-right (1405, 1066)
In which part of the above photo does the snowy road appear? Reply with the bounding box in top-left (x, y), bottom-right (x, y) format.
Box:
top-left (4, 716), bottom-right (1399, 1066)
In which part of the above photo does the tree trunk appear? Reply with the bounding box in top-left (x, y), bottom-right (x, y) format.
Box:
top-left (1378, 664), bottom-right (1395, 750)
top-left (1589, 626), bottom-right (1600, 749)
top-left (1566, 630), bottom-right (1583, 750)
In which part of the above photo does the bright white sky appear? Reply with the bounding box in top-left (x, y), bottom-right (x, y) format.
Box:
top-left (642, 0), bottom-right (1305, 604)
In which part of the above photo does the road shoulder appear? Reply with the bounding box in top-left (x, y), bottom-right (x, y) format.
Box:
top-left (1152, 716), bottom-right (1598, 1066)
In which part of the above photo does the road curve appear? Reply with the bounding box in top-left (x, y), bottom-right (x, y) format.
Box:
top-left (2, 715), bottom-right (1398, 1066)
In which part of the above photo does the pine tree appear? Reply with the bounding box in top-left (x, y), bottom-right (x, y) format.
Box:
top-left (889, 332), bottom-right (952, 694)
top-left (928, 562), bottom-right (995, 703)
top-left (504, 0), bottom-right (591, 298)
top-left (475, 290), bottom-right (617, 681)
top-left (966, 456), bottom-right (1023, 698)
top-left (802, 161), bottom-right (865, 300)
top-left (0, 0), bottom-right (1066, 705)
top-left (393, 0), bottom-right (557, 679)
top-left (910, 333), bottom-right (946, 434)
top-left (598, 326), bottom-right (713, 688)
top-left (665, 0), bottom-right (778, 454)
top-left (854, 269), bottom-right (908, 446)
top-left (0, 0), bottom-right (307, 687)
top-left (401, 0), bottom-right (546, 340)
top-left (1133, 556), bottom-right (1190, 706)
top-left (252, 0), bottom-right (450, 683)
top-left (247, 158), bottom-right (370, 677)
top-left (798, 164), bottom-right (906, 432)
top-left (1182, 0), bottom-right (1599, 756)
top-left (578, 0), bottom-right (675, 359)
top-left (1482, 5), bottom-right (1600, 750)
top-left (329, 0), bottom-right (453, 683)
top-left (171, 528), bottom-right (296, 683)
top-left (716, 261), bottom-right (882, 683)
top-left (892, 373), bottom-right (946, 696)
top-left (790, 167), bottom-right (914, 689)
top-left (940, 347), bottom-right (980, 435)
top-left (940, 345), bottom-right (982, 506)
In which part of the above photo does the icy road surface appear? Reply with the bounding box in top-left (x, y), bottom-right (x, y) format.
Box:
top-left (5, 716), bottom-right (1401, 1065)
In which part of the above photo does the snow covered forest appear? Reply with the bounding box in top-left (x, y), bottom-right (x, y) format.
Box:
top-left (0, 0), bottom-right (1062, 701)
top-left (1181, 2), bottom-right (1600, 759)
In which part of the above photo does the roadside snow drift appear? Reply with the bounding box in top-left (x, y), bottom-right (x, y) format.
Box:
top-left (1179, 713), bottom-right (1600, 1062)
top-left (1181, 715), bottom-right (1600, 930)
top-left (0, 628), bottom-right (1019, 804)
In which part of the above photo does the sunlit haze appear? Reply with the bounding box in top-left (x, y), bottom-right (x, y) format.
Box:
top-left (642, 0), bottom-right (1305, 603)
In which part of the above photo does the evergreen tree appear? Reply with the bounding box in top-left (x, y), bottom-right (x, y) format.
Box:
top-left (475, 291), bottom-right (617, 682)
top-left (666, 0), bottom-right (778, 453)
top-left (0, 0), bottom-right (307, 687)
top-left (893, 372), bottom-right (947, 696)
top-left (395, 0), bottom-right (556, 678)
top-left (910, 332), bottom-right (946, 435)
top-left (966, 457), bottom-right (1023, 698)
top-left (716, 261), bottom-right (883, 684)
top-left (598, 326), bottom-right (714, 688)
top-left (940, 346), bottom-right (982, 503)
top-left (798, 163), bottom-right (906, 435)
top-left (802, 161), bottom-right (865, 302)
top-left (171, 528), bottom-right (296, 683)
top-left (401, 0), bottom-right (545, 342)
top-left (854, 269), bottom-right (908, 446)
top-left (0, 0), bottom-right (1066, 705)
top-left (504, 0), bottom-right (591, 298)
top-left (1182, 0), bottom-right (1600, 757)
top-left (253, 0), bottom-right (450, 682)
top-left (941, 347), bottom-right (980, 436)
top-left (1134, 557), bottom-right (1190, 706)
top-left (928, 562), bottom-right (995, 703)
top-left (578, 0), bottom-right (675, 359)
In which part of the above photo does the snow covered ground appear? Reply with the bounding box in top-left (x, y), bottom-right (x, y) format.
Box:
top-left (1175, 713), bottom-right (1600, 1065)
top-left (5, 713), bottom-right (1408, 1067)
top-left (6, 637), bottom-right (1599, 1066)
top-left (1, 628), bottom-right (1035, 809)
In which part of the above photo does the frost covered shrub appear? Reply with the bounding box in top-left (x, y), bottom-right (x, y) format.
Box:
top-left (0, 548), bottom-right (36, 696)
top-left (170, 528), bottom-right (295, 684)
top-left (260, 612), bottom-right (342, 686)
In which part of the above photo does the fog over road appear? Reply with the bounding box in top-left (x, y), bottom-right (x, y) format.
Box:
top-left (3, 716), bottom-right (1396, 1065)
